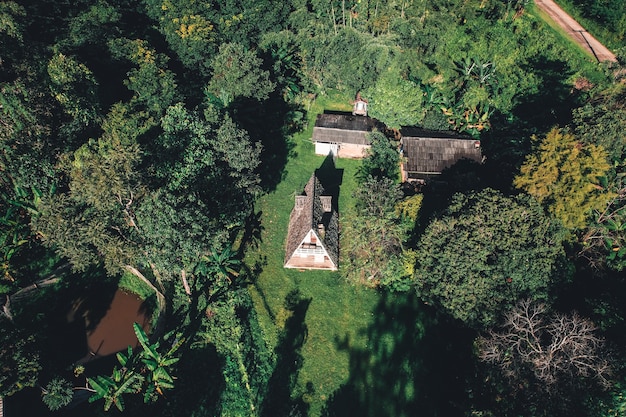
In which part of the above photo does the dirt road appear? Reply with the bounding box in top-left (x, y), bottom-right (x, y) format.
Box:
top-left (534, 0), bottom-right (617, 62)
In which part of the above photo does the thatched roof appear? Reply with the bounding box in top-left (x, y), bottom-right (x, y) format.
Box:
top-left (312, 112), bottom-right (382, 145)
top-left (401, 129), bottom-right (482, 176)
top-left (284, 174), bottom-right (339, 267)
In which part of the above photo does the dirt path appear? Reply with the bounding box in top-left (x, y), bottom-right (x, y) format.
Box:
top-left (534, 0), bottom-right (617, 62)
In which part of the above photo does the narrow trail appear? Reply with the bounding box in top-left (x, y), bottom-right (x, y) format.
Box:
top-left (534, 0), bottom-right (617, 63)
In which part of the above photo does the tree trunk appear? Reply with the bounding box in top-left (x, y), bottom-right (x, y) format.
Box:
top-left (124, 265), bottom-right (167, 339)
top-left (180, 269), bottom-right (191, 296)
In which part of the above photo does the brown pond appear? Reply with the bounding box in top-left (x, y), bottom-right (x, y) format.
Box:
top-left (70, 289), bottom-right (152, 363)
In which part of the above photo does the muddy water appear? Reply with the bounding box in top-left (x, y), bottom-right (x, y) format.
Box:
top-left (84, 289), bottom-right (151, 360)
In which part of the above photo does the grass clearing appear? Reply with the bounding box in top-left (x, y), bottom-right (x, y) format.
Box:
top-left (246, 91), bottom-right (380, 416)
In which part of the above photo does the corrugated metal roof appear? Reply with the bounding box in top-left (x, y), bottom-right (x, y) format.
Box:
top-left (312, 127), bottom-right (371, 145)
top-left (312, 113), bottom-right (384, 145)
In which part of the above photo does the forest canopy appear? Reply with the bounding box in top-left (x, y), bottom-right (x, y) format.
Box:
top-left (1, 0), bottom-right (625, 416)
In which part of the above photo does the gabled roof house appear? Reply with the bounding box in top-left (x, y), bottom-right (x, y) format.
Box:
top-left (400, 127), bottom-right (482, 180)
top-left (312, 112), bottom-right (383, 158)
top-left (284, 173), bottom-right (339, 270)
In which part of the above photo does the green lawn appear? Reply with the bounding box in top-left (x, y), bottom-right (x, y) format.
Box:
top-left (246, 91), bottom-right (380, 416)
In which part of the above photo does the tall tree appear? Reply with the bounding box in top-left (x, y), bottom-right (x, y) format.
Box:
top-left (514, 128), bottom-right (613, 230)
top-left (410, 188), bottom-right (568, 329)
top-left (365, 67), bottom-right (425, 129)
top-left (142, 0), bottom-right (216, 76)
top-left (206, 43), bottom-right (274, 107)
top-left (357, 132), bottom-right (400, 182)
top-left (33, 103), bottom-right (149, 275)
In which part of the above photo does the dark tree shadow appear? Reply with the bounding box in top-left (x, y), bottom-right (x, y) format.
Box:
top-left (321, 291), bottom-right (476, 417)
top-left (262, 289), bottom-right (312, 417)
top-left (480, 56), bottom-right (579, 192)
top-left (239, 210), bottom-right (265, 253)
top-left (409, 158), bottom-right (488, 244)
top-left (315, 153), bottom-right (344, 211)
top-left (229, 95), bottom-right (303, 192)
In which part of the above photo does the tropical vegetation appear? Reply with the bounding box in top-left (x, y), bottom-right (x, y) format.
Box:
top-left (1, 0), bottom-right (625, 416)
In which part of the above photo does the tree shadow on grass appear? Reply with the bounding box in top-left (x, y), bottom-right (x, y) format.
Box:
top-left (262, 289), bottom-right (312, 417)
top-left (316, 153), bottom-right (344, 211)
top-left (321, 291), bottom-right (476, 417)
top-left (229, 95), bottom-right (304, 192)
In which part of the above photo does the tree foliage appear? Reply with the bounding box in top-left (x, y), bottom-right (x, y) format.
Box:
top-left (411, 189), bottom-right (568, 329)
top-left (207, 43), bottom-right (275, 106)
top-left (365, 67), bottom-right (425, 129)
top-left (342, 177), bottom-right (409, 289)
top-left (42, 378), bottom-right (74, 411)
top-left (514, 128), bottom-right (613, 230)
top-left (0, 323), bottom-right (41, 396)
top-left (357, 132), bottom-right (400, 182)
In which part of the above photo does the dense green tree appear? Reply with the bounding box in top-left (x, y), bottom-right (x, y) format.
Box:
top-left (0, 77), bottom-right (58, 193)
top-left (572, 85), bottom-right (626, 171)
top-left (138, 103), bottom-right (262, 275)
top-left (365, 67), bottom-right (425, 129)
top-left (357, 132), bottom-right (400, 182)
top-left (410, 189), bottom-right (568, 329)
top-left (42, 378), bottom-right (74, 411)
top-left (514, 128), bottom-right (613, 230)
top-left (33, 103), bottom-right (148, 274)
top-left (193, 288), bottom-right (272, 416)
top-left (206, 43), bottom-right (274, 106)
top-left (66, 1), bottom-right (121, 47)
top-left (0, 323), bottom-right (41, 396)
top-left (572, 86), bottom-right (626, 270)
top-left (108, 38), bottom-right (179, 116)
top-left (260, 31), bottom-right (305, 101)
top-left (143, 0), bottom-right (217, 76)
top-left (0, 2), bottom-right (24, 41)
top-left (47, 52), bottom-right (101, 139)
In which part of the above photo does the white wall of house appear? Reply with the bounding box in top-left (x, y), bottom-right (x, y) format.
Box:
top-left (314, 142), bottom-right (369, 159)
top-left (315, 142), bottom-right (338, 156)
top-left (285, 230), bottom-right (337, 270)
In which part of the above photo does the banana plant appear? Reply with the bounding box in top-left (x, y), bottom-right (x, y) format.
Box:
top-left (133, 323), bottom-right (183, 403)
top-left (87, 366), bottom-right (143, 411)
top-left (87, 324), bottom-right (183, 411)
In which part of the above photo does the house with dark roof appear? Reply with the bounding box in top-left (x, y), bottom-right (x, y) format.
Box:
top-left (312, 112), bottom-right (383, 158)
top-left (400, 127), bottom-right (482, 181)
top-left (284, 172), bottom-right (339, 270)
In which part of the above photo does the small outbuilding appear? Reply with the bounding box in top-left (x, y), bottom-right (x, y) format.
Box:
top-left (400, 127), bottom-right (482, 181)
top-left (284, 172), bottom-right (339, 270)
top-left (312, 112), bottom-right (383, 158)
top-left (352, 92), bottom-right (368, 116)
